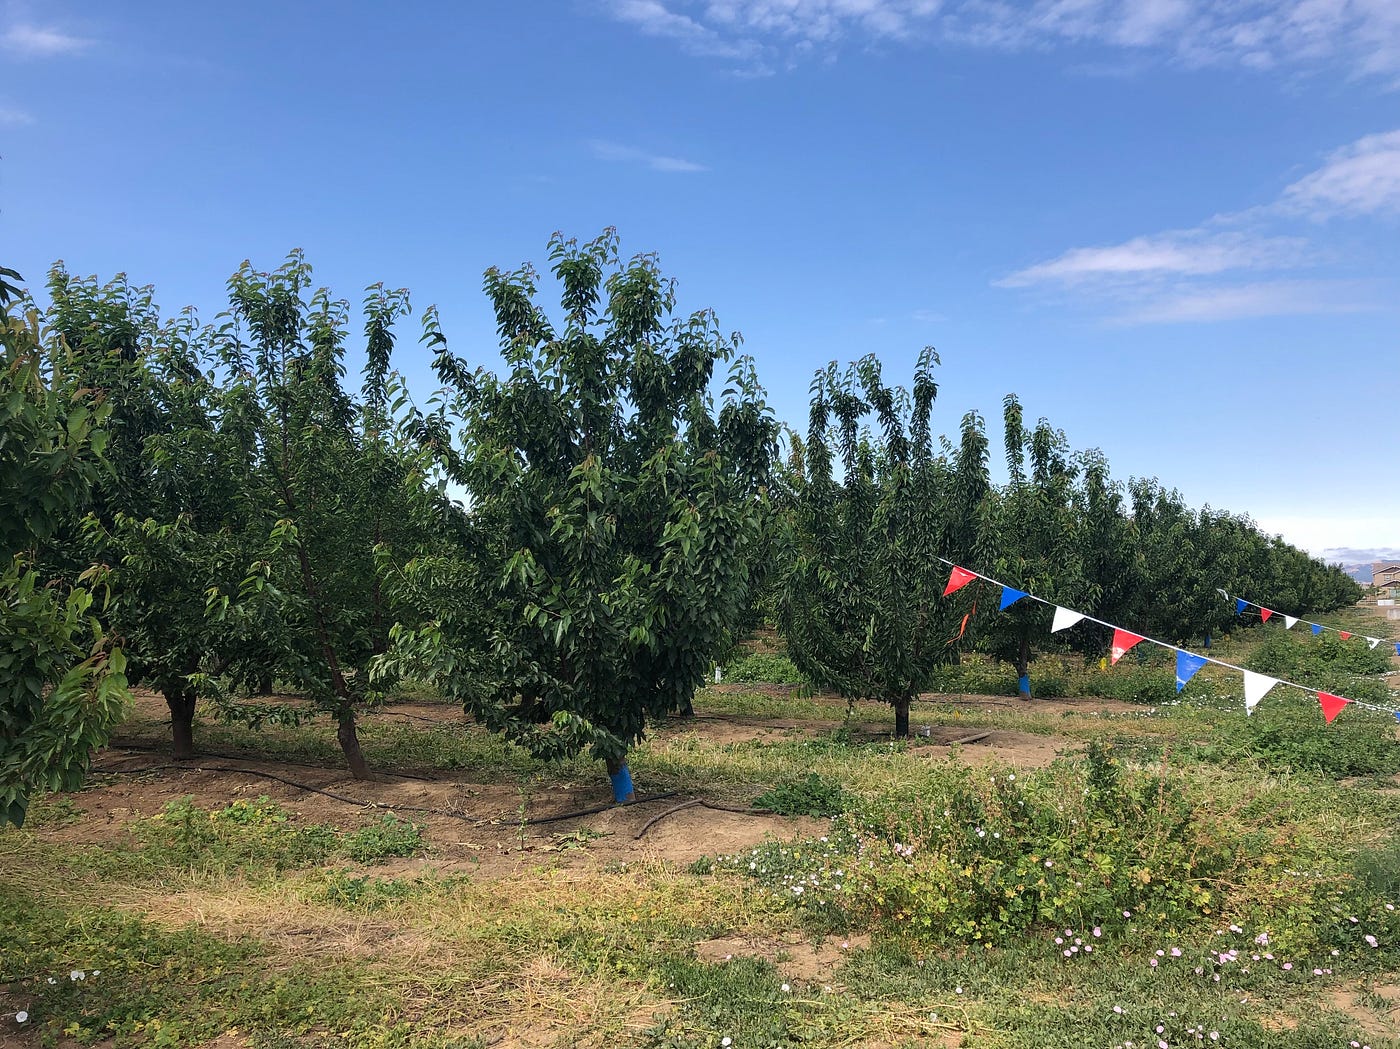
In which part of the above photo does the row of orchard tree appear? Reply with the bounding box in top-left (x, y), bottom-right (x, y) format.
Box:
top-left (0, 232), bottom-right (1361, 825)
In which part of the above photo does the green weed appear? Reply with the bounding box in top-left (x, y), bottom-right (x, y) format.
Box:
top-left (342, 813), bottom-right (425, 863)
top-left (752, 773), bottom-right (848, 817)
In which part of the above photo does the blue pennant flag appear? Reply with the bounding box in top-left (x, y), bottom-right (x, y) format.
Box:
top-left (1175, 650), bottom-right (1208, 693)
top-left (999, 586), bottom-right (1029, 611)
top-left (1311, 623), bottom-right (1323, 635)
top-left (1235, 598), bottom-right (1248, 614)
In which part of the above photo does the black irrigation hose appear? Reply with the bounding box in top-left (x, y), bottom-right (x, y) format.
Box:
top-left (521, 791), bottom-right (682, 825)
top-left (103, 740), bottom-right (440, 782)
top-left (633, 799), bottom-right (703, 838)
top-left (89, 762), bottom-right (478, 820)
top-left (88, 760), bottom-right (684, 827)
top-left (631, 799), bottom-right (774, 838)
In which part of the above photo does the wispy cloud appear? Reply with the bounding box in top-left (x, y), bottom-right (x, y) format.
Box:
top-left (1280, 130), bottom-right (1400, 219)
top-left (600, 0), bottom-right (1400, 79)
top-left (608, 0), bottom-right (761, 59)
top-left (589, 139), bottom-right (708, 173)
top-left (1111, 279), bottom-right (1377, 324)
top-left (0, 103), bottom-right (34, 126)
top-left (2, 22), bottom-right (92, 57)
top-left (999, 128), bottom-right (1400, 324)
top-left (998, 231), bottom-right (1310, 287)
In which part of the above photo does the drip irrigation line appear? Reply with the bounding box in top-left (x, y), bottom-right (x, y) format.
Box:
top-left (699, 800), bottom-right (766, 815)
top-left (102, 740), bottom-right (440, 782)
top-left (87, 760), bottom-right (684, 828)
top-left (88, 762), bottom-right (478, 820)
top-left (634, 799), bottom-right (703, 838)
top-left (523, 791), bottom-right (682, 825)
top-left (632, 798), bottom-right (785, 838)
top-left (370, 709), bottom-right (464, 725)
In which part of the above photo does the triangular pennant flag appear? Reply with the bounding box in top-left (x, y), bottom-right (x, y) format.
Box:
top-left (1259, 608), bottom-right (1273, 623)
top-left (1051, 606), bottom-right (1084, 633)
top-left (1395, 643), bottom-right (1400, 657)
top-left (1110, 628), bottom-right (1145, 665)
top-left (943, 566), bottom-right (977, 596)
top-left (1243, 670), bottom-right (1279, 714)
top-left (1311, 623), bottom-right (1323, 635)
top-left (1317, 692), bottom-right (1350, 725)
top-left (1175, 651), bottom-right (1208, 693)
top-left (999, 586), bottom-right (1029, 611)
top-left (1339, 631), bottom-right (1352, 640)
top-left (1235, 598), bottom-right (1248, 614)
top-left (1283, 615), bottom-right (1298, 630)
top-left (1369, 637), bottom-right (1381, 649)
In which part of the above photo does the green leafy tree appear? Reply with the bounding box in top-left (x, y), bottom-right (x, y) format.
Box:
top-left (207, 253), bottom-right (441, 779)
top-left (44, 269), bottom-right (263, 759)
top-left (0, 267), bottom-right (130, 826)
top-left (779, 352), bottom-right (980, 737)
top-left (381, 231), bottom-right (776, 798)
top-left (981, 396), bottom-right (1089, 698)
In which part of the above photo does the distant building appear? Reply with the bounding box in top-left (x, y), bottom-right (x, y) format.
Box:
top-left (1374, 561), bottom-right (1400, 595)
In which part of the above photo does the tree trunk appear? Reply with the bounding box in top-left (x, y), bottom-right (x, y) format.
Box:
top-left (892, 695), bottom-right (910, 739)
top-left (336, 707), bottom-right (371, 780)
top-left (676, 694), bottom-right (695, 719)
top-left (256, 672), bottom-right (274, 695)
top-left (165, 688), bottom-right (198, 761)
top-left (605, 754), bottom-right (636, 803)
top-left (1016, 633), bottom-right (1032, 700)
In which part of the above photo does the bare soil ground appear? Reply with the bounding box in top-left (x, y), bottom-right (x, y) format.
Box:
top-left (51, 688), bottom-right (1094, 880)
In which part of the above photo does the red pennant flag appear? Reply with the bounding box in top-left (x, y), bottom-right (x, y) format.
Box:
top-left (1110, 628), bottom-right (1145, 665)
top-left (1260, 608), bottom-right (1273, 623)
top-left (943, 566), bottom-right (977, 596)
top-left (1317, 692), bottom-right (1350, 724)
top-left (1339, 631), bottom-right (1352, 640)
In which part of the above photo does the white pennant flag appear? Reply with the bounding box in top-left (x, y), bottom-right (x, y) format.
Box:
top-left (1216, 588), bottom-right (1229, 600)
top-left (1369, 637), bottom-right (1381, 649)
top-left (1283, 615), bottom-right (1298, 630)
top-left (1243, 671), bottom-right (1279, 715)
top-left (1051, 607), bottom-right (1084, 633)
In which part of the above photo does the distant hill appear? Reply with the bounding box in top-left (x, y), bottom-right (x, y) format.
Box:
top-left (1320, 549), bottom-right (1400, 586)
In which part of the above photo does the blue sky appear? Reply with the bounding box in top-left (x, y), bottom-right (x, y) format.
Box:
top-left (3, 0), bottom-right (1398, 561)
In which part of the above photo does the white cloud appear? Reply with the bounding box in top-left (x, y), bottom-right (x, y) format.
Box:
top-left (0, 103), bottom-right (34, 126)
top-left (1280, 129), bottom-right (1400, 218)
top-left (1248, 515), bottom-right (1400, 557)
top-left (2, 23), bottom-right (92, 57)
top-left (608, 0), bottom-right (761, 58)
top-left (589, 139), bottom-right (709, 172)
top-left (999, 231), bottom-right (1310, 286)
top-left (1111, 278), bottom-right (1376, 323)
top-left (601, 0), bottom-right (1400, 78)
top-left (998, 127), bottom-right (1400, 323)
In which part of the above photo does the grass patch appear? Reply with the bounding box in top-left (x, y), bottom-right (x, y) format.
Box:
top-left (11, 642), bottom-right (1400, 1048)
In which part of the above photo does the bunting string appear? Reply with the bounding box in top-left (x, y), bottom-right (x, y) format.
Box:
top-left (1217, 588), bottom-right (1399, 656)
top-left (934, 557), bottom-right (1400, 725)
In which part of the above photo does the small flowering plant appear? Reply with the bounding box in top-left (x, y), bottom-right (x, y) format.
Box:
top-left (719, 758), bottom-right (1235, 942)
top-left (4, 966), bottom-right (105, 1034)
